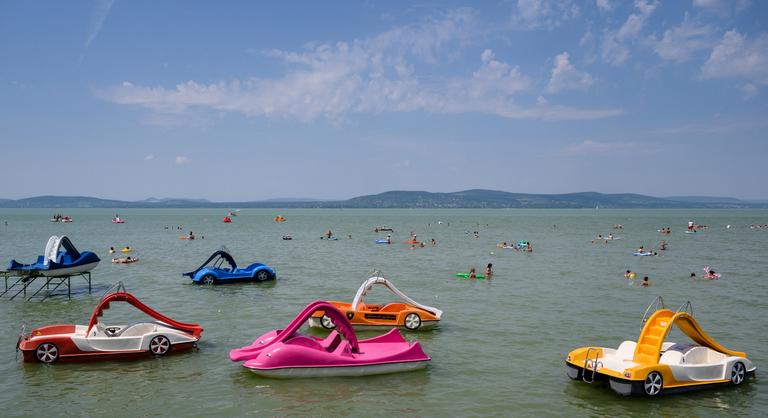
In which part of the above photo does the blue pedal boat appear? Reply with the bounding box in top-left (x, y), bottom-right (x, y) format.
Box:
top-left (183, 247), bottom-right (276, 285)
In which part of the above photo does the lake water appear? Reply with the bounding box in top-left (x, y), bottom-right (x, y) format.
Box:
top-left (0, 208), bottom-right (766, 417)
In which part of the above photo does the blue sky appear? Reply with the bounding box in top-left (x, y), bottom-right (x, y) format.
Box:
top-left (1, 0), bottom-right (766, 200)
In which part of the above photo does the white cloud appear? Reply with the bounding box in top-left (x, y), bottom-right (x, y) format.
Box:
top-left (693, 0), bottom-right (751, 15)
top-left (617, 0), bottom-right (658, 40)
top-left (144, 154), bottom-right (155, 160)
top-left (547, 52), bottom-right (594, 93)
top-left (85, 0), bottom-right (114, 49)
top-left (596, 0), bottom-right (612, 12)
top-left (175, 156), bottom-right (191, 165)
top-left (566, 140), bottom-right (638, 154)
top-left (512, 0), bottom-right (580, 29)
top-left (99, 11), bottom-right (622, 122)
top-left (693, 0), bottom-right (722, 8)
top-left (740, 83), bottom-right (759, 99)
top-left (651, 13), bottom-right (715, 62)
top-left (601, 0), bottom-right (659, 66)
top-left (701, 30), bottom-right (768, 86)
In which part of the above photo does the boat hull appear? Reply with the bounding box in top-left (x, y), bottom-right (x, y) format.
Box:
top-left (308, 317), bottom-right (439, 331)
top-left (246, 359), bottom-right (428, 378)
top-left (40, 261), bottom-right (100, 276)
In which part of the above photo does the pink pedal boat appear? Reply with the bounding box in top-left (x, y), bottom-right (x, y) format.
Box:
top-left (229, 300), bottom-right (431, 378)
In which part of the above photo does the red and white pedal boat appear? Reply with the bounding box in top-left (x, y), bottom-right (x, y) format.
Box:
top-left (17, 283), bottom-right (203, 363)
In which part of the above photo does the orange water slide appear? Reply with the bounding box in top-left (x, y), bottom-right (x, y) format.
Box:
top-left (633, 309), bottom-right (746, 365)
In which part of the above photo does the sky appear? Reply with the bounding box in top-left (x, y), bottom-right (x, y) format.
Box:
top-left (1, 0), bottom-right (767, 201)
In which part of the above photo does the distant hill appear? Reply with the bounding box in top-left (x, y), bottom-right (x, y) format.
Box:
top-left (336, 190), bottom-right (698, 209)
top-left (260, 197), bottom-right (327, 202)
top-left (664, 196), bottom-right (749, 205)
top-left (0, 191), bottom-right (765, 209)
top-left (141, 197), bottom-right (211, 204)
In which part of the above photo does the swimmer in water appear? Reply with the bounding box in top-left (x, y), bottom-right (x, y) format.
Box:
top-left (624, 270), bottom-right (636, 279)
top-left (485, 263), bottom-right (493, 278)
top-left (641, 276), bottom-right (650, 287)
top-left (469, 268), bottom-right (476, 279)
top-left (109, 246), bottom-right (115, 254)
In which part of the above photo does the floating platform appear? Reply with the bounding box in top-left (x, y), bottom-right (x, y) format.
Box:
top-left (0, 270), bottom-right (92, 302)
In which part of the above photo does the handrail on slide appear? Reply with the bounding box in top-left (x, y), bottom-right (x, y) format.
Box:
top-left (101, 281), bottom-right (126, 299)
top-left (675, 301), bottom-right (694, 317)
top-left (641, 296), bottom-right (665, 325)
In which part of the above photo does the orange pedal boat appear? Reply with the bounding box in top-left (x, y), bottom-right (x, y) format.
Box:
top-left (309, 276), bottom-right (442, 331)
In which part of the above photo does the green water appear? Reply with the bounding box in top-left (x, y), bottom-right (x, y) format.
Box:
top-left (0, 208), bottom-right (766, 417)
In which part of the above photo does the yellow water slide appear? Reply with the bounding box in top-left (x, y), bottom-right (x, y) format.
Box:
top-left (633, 309), bottom-right (746, 365)
top-left (674, 312), bottom-right (746, 357)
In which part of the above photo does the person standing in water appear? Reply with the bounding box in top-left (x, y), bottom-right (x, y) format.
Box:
top-left (485, 263), bottom-right (493, 278)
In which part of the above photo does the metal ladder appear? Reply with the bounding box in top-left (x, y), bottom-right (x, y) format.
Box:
top-left (582, 348), bottom-right (603, 383)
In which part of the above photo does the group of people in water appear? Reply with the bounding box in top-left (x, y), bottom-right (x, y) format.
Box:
top-left (624, 270), bottom-right (650, 287)
top-left (467, 263), bottom-right (493, 279)
top-left (496, 241), bottom-right (533, 252)
top-left (592, 233), bottom-right (617, 243)
top-left (108, 246), bottom-right (139, 264)
top-left (622, 220), bottom-right (725, 287)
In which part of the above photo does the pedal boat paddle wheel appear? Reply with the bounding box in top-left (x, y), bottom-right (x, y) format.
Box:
top-left (565, 297), bottom-right (755, 396)
top-left (308, 275), bottom-right (442, 331)
top-left (229, 300), bottom-right (430, 378)
top-left (17, 282), bottom-right (203, 363)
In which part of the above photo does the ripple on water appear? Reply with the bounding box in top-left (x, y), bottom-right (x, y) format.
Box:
top-left (0, 208), bottom-right (766, 417)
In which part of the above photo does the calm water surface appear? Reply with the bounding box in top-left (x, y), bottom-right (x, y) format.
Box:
top-left (0, 208), bottom-right (766, 417)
